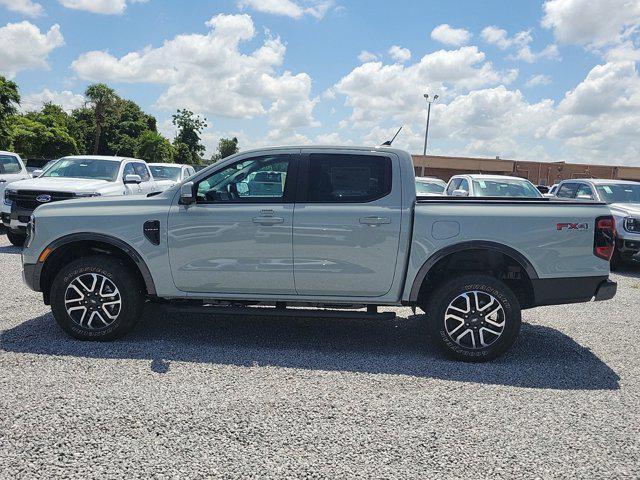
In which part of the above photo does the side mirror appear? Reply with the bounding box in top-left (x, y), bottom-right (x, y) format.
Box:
top-left (179, 181), bottom-right (195, 205)
top-left (124, 174), bottom-right (142, 184)
top-left (576, 194), bottom-right (594, 201)
top-left (452, 189), bottom-right (469, 197)
top-left (32, 169), bottom-right (43, 178)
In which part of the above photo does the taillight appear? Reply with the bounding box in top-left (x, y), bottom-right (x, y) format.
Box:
top-left (594, 215), bottom-right (615, 261)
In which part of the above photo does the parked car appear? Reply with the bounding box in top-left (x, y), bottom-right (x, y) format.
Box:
top-left (547, 183), bottom-right (559, 196)
top-left (2, 155), bottom-right (157, 246)
top-left (0, 151), bottom-right (31, 232)
top-left (21, 146), bottom-right (617, 361)
top-left (536, 185), bottom-right (550, 194)
top-left (148, 163), bottom-right (196, 191)
top-left (445, 174), bottom-right (543, 198)
top-left (554, 178), bottom-right (640, 267)
top-left (415, 176), bottom-right (446, 196)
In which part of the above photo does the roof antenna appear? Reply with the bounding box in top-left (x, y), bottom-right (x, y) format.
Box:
top-left (380, 126), bottom-right (403, 146)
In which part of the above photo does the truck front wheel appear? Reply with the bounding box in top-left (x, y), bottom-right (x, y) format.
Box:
top-left (424, 274), bottom-right (522, 362)
top-left (50, 256), bottom-right (145, 341)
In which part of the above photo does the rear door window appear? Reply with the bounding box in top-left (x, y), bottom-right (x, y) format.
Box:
top-left (305, 154), bottom-right (392, 203)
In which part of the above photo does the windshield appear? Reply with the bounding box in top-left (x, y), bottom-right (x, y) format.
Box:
top-left (472, 179), bottom-right (542, 198)
top-left (41, 158), bottom-right (120, 182)
top-left (0, 154), bottom-right (22, 174)
top-left (596, 183), bottom-right (640, 204)
top-left (416, 180), bottom-right (445, 195)
top-left (150, 165), bottom-right (181, 181)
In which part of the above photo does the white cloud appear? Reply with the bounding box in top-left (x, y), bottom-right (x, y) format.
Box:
top-left (21, 89), bottom-right (85, 112)
top-left (525, 74), bottom-right (552, 87)
top-left (237, 0), bottom-right (335, 19)
top-left (0, 21), bottom-right (64, 78)
top-left (431, 24), bottom-right (472, 46)
top-left (481, 25), bottom-right (559, 63)
top-left (388, 45), bottom-right (411, 63)
top-left (72, 14), bottom-right (318, 130)
top-left (58, 0), bottom-right (149, 15)
top-left (542, 0), bottom-right (640, 47)
top-left (335, 46), bottom-right (518, 128)
top-left (357, 50), bottom-right (378, 63)
top-left (0, 0), bottom-right (44, 17)
top-left (547, 61), bottom-right (640, 163)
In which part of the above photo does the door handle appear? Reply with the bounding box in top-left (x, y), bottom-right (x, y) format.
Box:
top-left (253, 216), bottom-right (284, 225)
top-left (359, 216), bottom-right (391, 226)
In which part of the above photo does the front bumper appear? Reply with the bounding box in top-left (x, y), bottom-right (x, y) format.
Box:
top-left (23, 262), bottom-right (38, 291)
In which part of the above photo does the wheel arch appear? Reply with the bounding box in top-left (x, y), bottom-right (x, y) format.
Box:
top-left (409, 241), bottom-right (539, 307)
top-left (36, 233), bottom-right (156, 303)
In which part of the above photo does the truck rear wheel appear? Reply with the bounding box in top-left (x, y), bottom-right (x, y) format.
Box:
top-left (424, 274), bottom-right (521, 362)
top-left (7, 231), bottom-right (25, 247)
top-left (50, 256), bottom-right (145, 341)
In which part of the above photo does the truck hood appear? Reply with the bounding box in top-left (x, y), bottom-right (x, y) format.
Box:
top-left (7, 176), bottom-right (116, 193)
top-left (609, 203), bottom-right (640, 217)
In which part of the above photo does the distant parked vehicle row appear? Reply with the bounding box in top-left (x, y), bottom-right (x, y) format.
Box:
top-left (1, 155), bottom-right (187, 246)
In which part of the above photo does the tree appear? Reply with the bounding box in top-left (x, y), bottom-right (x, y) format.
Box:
top-left (173, 142), bottom-right (193, 165)
top-left (84, 83), bottom-right (117, 155)
top-left (0, 76), bottom-right (20, 150)
top-left (172, 109), bottom-right (206, 164)
top-left (10, 103), bottom-right (79, 158)
top-left (11, 116), bottom-right (78, 158)
top-left (137, 131), bottom-right (174, 163)
top-left (211, 137), bottom-right (239, 162)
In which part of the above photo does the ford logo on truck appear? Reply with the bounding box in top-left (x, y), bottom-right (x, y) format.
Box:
top-left (36, 194), bottom-right (52, 203)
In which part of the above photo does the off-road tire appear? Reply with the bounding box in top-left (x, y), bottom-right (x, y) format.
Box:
top-left (424, 274), bottom-right (522, 362)
top-left (50, 255), bottom-right (145, 340)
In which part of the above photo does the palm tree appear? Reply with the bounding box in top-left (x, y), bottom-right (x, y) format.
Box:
top-left (84, 83), bottom-right (116, 155)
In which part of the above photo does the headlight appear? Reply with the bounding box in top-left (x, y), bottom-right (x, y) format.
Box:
top-left (3, 189), bottom-right (15, 207)
top-left (75, 192), bottom-right (101, 198)
top-left (25, 214), bottom-right (36, 248)
top-left (624, 218), bottom-right (640, 233)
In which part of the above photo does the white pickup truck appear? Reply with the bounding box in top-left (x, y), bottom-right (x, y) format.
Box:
top-left (0, 151), bottom-right (30, 232)
top-left (21, 146), bottom-right (617, 361)
top-left (2, 155), bottom-right (158, 246)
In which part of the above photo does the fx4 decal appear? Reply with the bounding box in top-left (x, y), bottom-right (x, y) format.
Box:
top-left (557, 222), bottom-right (589, 231)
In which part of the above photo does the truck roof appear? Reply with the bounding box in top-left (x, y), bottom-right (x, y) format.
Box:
top-left (567, 178), bottom-right (640, 185)
top-left (0, 150), bottom-right (19, 156)
top-left (451, 174), bottom-right (532, 182)
top-left (61, 155), bottom-right (143, 162)
top-left (222, 145), bottom-right (411, 156)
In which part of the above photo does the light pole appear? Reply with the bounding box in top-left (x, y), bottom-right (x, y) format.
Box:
top-left (423, 93), bottom-right (439, 156)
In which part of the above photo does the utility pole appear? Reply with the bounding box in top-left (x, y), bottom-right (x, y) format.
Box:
top-left (423, 93), bottom-right (439, 156)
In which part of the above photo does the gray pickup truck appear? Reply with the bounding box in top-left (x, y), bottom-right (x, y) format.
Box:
top-left (21, 146), bottom-right (617, 361)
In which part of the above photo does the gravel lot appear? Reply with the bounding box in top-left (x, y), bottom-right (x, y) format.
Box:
top-left (1, 234), bottom-right (639, 479)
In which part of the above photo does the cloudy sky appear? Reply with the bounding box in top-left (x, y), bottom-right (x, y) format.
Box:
top-left (1, 0), bottom-right (640, 165)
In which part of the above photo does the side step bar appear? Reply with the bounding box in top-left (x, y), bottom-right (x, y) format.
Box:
top-left (166, 304), bottom-right (396, 321)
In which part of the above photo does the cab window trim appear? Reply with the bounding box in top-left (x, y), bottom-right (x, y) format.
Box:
top-left (297, 152), bottom-right (394, 204)
top-left (193, 153), bottom-right (298, 205)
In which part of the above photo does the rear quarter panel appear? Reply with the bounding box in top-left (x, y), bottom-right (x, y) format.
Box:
top-left (403, 201), bottom-right (612, 301)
